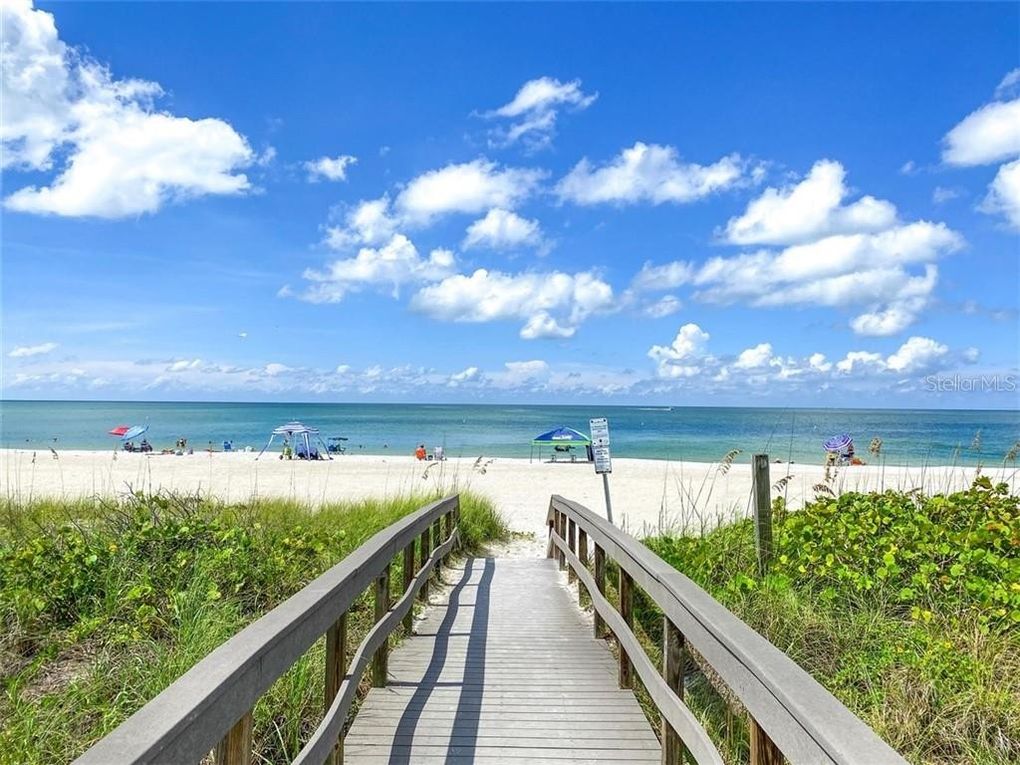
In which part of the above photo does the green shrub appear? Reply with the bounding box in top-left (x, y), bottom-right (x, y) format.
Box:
top-left (644, 479), bottom-right (1020, 764)
top-left (772, 476), bottom-right (1020, 631)
top-left (0, 491), bottom-right (507, 763)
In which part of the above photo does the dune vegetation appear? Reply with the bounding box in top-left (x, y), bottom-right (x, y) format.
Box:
top-left (0, 491), bottom-right (508, 764)
top-left (641, 477), bottom-right (1019, 764)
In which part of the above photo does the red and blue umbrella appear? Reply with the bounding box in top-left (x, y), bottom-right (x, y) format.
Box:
top-left (109, 425), bottom-right (148, 441)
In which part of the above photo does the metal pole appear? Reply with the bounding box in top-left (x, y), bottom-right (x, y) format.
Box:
top-left (602, 473), bottom-right (614, 525)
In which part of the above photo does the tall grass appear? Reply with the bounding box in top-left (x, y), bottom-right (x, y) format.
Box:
top-left (0, 490), bottom-right (508, 764)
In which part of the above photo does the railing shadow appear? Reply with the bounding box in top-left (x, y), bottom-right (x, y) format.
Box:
top-left (387, 557), bottom-right (494, 764)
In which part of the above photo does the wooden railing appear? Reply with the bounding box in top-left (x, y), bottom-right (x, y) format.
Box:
top-left (76, 495), bottom-right (461, 765)
top-left (546, 495), bottom-right (907, 765)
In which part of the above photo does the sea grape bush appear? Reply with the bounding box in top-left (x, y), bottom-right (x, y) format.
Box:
top-left (647, 478), bottom-right (1020, 632)
top-left (772, 477), bottom-right (1019, 630)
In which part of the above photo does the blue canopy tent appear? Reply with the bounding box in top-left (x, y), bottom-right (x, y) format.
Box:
top-left (256, 421), bottom-right (333, 461)
top-left (530, 426), bottom-right (592, 463)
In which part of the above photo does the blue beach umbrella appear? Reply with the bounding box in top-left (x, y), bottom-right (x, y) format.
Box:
top-left (823, 433), bottom-right (853, 452)
top-left (121, 425), bottom-right (148, 441)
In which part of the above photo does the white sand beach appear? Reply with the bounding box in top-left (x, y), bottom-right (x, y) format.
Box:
top-left (2, 449), bottom-right (1012, 538)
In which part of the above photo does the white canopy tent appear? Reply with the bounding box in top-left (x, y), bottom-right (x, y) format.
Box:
top-left (256, 421), bottom-right (333, 460)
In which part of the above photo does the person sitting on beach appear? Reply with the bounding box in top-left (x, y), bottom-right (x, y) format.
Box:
top-left (415, 444), bottom-right (427, 461)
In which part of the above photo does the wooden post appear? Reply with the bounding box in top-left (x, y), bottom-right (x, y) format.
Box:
top-left (752, 454), bottom-right (774, 575)
top-left (577, 529), bottom-right (589, 605)
top-left (593, 544), bottom-right (607, 638)
top-left (418, 528), bottom-right (430, 602)
top-left (662, 617), bottom-right (685, 765)
top-left (432, 518), bottom-right (442, 581)
top-left (618, 568), bottom-right (633, 689)
top-left (750, 719), bottom-right (784, 765)
top-left (557, 512), bottom-right (566, 570)
top-left (215, 711), bottom-right (252, 765)
top-left (443, 512), bottom-right (453, 562)
top-left (547, 517), bottom-right (555, 559)
top-left (372, 563), bottom-right (390, 687)
top-left (567, 519), bottom-right (577, 583)
top-left (402, 542), bottom-right (415, 634)
top-left (325, 613), bottom-right (347, 765)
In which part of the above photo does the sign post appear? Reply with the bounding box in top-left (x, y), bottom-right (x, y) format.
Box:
top-left (589, 417), bottom-right (614, 525)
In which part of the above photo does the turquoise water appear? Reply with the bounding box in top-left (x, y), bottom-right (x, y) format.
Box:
top-left (1, 401), bottom-right (1017, 465)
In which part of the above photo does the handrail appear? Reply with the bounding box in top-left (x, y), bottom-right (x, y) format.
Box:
top-left (547, 495), bottom-right (907, 765)
top-left (293, 527), bottom-right (457, 765)
top-left (76, 495), bottom-right (460, 765)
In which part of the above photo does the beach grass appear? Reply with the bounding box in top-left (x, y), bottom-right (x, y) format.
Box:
top-left (632, 477), bottom-right (1020, 764)
top-left (0, 490), bottom-right (508, 764)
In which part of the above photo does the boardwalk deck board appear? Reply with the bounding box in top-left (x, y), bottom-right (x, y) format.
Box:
top-left (345, 557), bottom-right (661, 764)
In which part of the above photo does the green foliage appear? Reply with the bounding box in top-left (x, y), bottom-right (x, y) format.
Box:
top-left (772, 476), bottom-right (1020, 631)
top-left (645, 479), bottom-right (1020, 765)
top-left (0, 491), bottom-right (507, 764)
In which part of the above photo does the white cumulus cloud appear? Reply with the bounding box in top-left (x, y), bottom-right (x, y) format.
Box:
top-left (482, 76), bottom-right (597, 149)
top-left (410, 268), bottom-right (614, 340)
top-left (943, 98), bottom-right (1020, 167)
top-left (636, 158), bottom-right (964, 336)
top-left (885, 336), bottom-right (949, 373)
top-left (942, 74), bottom-right (1020, 230)
top-left (299, 234), bottom-right (455, 303)
top-left (647, 323), bottom-right (710, 378)
top-left (721, 160), bottom-right (898, 245)
top-left (556, 142), bottom-right (746, 206)
top-left (396, 159), bottom-right (545, 223)
top-left (463, 208), bottom-right (545, 251)
top-left (2, 0), bottom-right (254, 218)
top-left (733, 342), bottom-right (774, 370)
top-left (305, 154), bottom-right (357, 182)
top-left (8, 342), bottom-right (58, 358)
top-left (980, 159), bottom-right (1020, 230)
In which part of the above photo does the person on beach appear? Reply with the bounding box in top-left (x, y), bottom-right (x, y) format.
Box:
top-left (415, 444), bottom-right (427, 460)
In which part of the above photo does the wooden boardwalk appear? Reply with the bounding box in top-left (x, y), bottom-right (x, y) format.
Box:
top-left (345, 557), bottom-right (661, 764)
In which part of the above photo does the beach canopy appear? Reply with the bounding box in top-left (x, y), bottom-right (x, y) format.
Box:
top-left (531, 426), bottom-right (591, 446)
top-left (256, 421), bottom-right (332, 460)
top-left (109, 424), bottom-right (147, 441)
top-left (823, 433), bottom-right (853, 452)
top-left (272, 421), bottom-right (320, 436)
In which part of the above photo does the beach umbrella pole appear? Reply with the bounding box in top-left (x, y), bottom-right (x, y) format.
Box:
top-left (256, 434), bottom-right (276, 461)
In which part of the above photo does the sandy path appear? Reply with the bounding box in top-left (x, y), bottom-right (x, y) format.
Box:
top-left (3, 449), bottom-right (1011, 538)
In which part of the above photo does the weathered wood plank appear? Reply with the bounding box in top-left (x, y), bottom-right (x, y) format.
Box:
top-left (324, 614), bottom-right (346, 765)
top-left (213, 712), bottom-right (251, 765)
top-left (345, 558), bottom-right (660, 764)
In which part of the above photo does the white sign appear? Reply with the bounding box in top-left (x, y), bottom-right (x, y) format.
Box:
top-left (590, 418), bottom-right (612, 474)
top-left (589, 417), bottom-right (610, 447)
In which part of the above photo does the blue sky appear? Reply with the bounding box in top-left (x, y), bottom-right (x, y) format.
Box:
top-left (2, 1), bottom-right (1018, 407)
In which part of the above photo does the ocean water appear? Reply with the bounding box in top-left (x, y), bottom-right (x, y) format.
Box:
top-left (1, 401), bottom-right (1017, 466)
